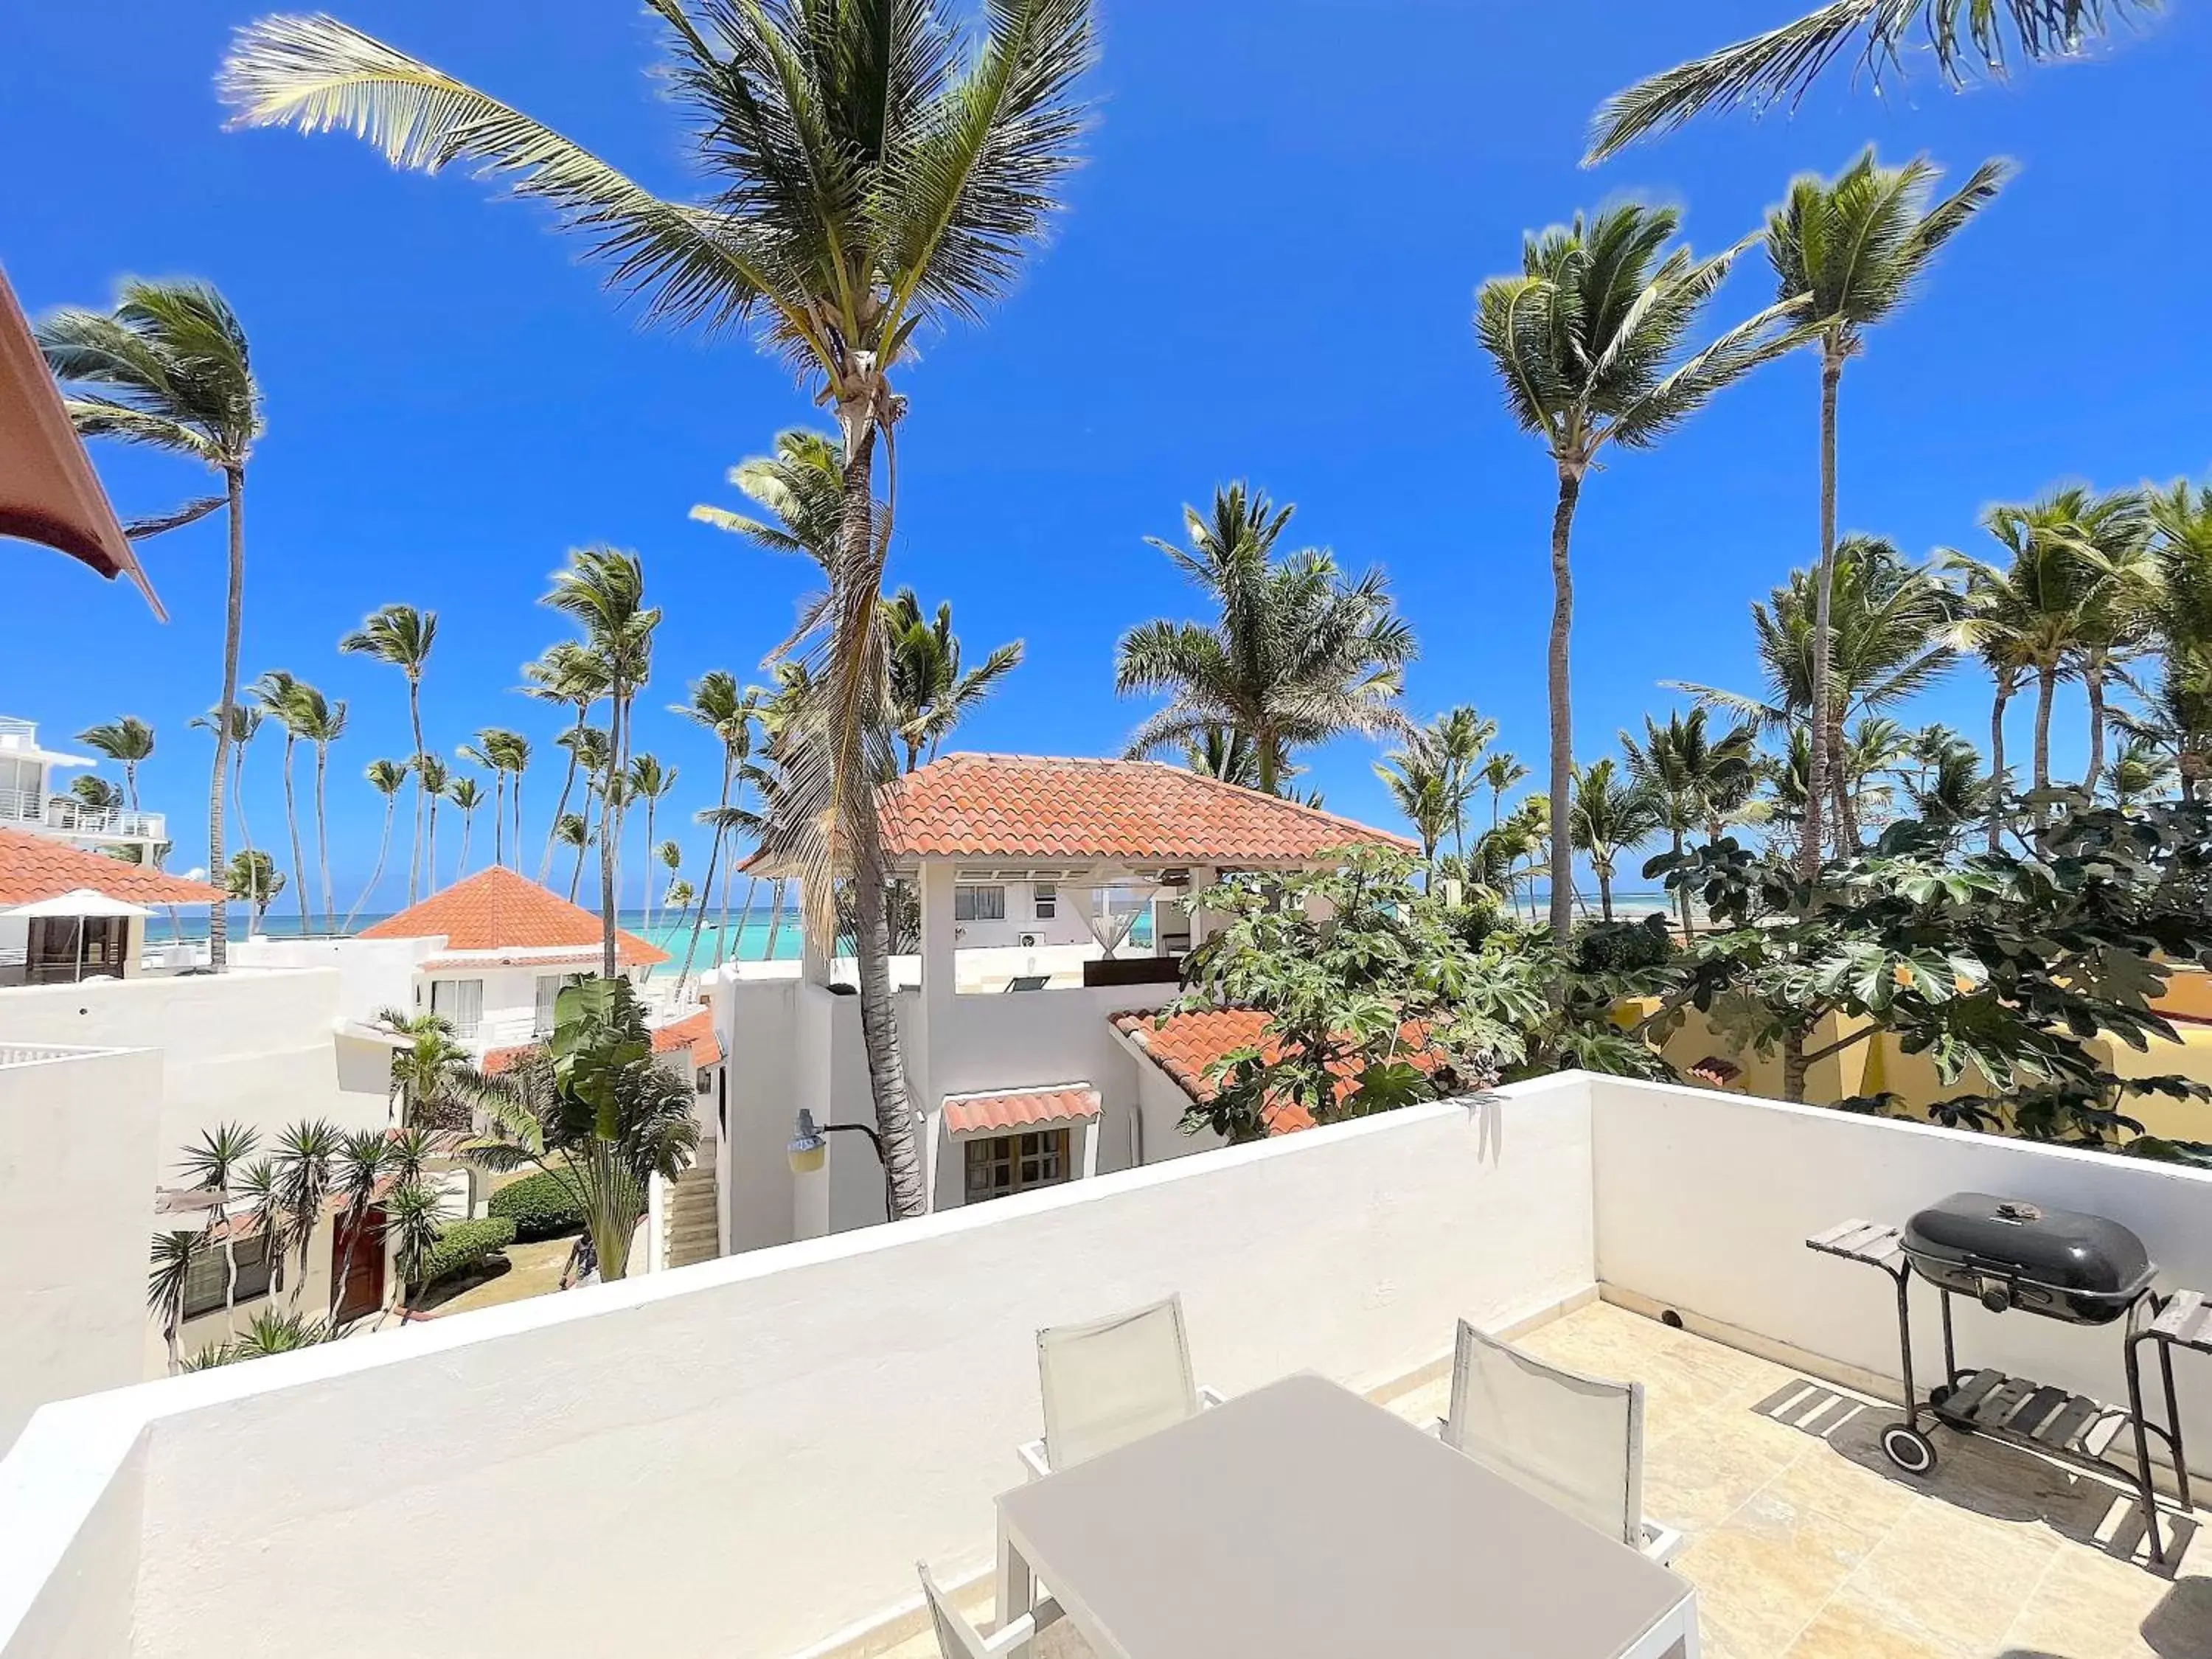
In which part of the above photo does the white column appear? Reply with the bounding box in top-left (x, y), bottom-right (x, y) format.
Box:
top-left (917, 860), bottom-right (957, 1117)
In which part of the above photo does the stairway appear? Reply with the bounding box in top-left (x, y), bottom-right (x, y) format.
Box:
top-left (664, 1152), bottom-right (722, 1270)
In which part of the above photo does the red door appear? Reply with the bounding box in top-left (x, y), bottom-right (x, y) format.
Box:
top-left (332, 1207), bottom-right (386, 1323)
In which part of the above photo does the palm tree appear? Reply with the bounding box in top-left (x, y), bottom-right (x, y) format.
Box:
top-left (446, 776), bottom-right (484, 880)
top-left (1183, 726), bottom-right (1262, 788)
top-left (76, 717), bottom-right (156, 811)
top-left (1678, 536), bottom-right (1955, 857)
top-left (226, 849), bottom-right (283, 933)
top-left (500, 733), bottom-right (532, 868)
top-left (627, 753), bottom-right (677, 933)
top-left (1948, 489), bottom-right (2148, 831)
top-left (672, 672), bottom-right (759, 989)
top-left (223, 0), bottom-right (1098, 1228)
top-left (254, 672), bottom-right (316, 934)
top-left (883, 589), bottom-right (1024, 772)
top-left (556, 811), bottom-right (591, 903)
top-left (658, 840), bottom-right (684, 928)
top-left (1480, 752), bottom-right (1529, 835)
top-left (329, 1130), bottom-right (389, 1324)
top-left (374, 1007), bottom-right (469, 1130)
top-left (175, 1122), bottom-right (260, 1338)
top-left (1587, 1), bottom-right (2153, 161)
top-left (2105, 737), bottom-right (2177, 810)
top-left (283, 684), bottom-right (347, 932)
top-left (1621, 709), bottom-right (1758, 936)
top-left (2121, 478), bottom-right (2212, 803)
top-left (460, 978), bottom-right (698, 1281)
top-left (148, 1231), bottom-right (206, 1374)
top-left (1902, 725), bottom-right (1994, 841)
top-left (472, 728), bottom-right (528, 867)
top-left (41, 280), bottom-right (262, 969)
top-left (381, 1179), bottom-right (452, 1313)
top-left (1118, 484), bottom-right (1416, 794)
top-left (1764, 150), bottom-right (2006, 879)
top-left (665, 877), bottom-right (696, 925)
top-left (268, 1119), bottom-right (341, 1290)
top-left (545, 549), bottom-right (658, 975)
top-left (338, 603), bottom-right (437, 902)
top-left (1428, 706), bottom-right (1497, 863)
top-left (416, 754), bottom-right (451, 890)
top-left (524, 641), bottom-right (610, 883)
top-left (1568, 759), bottom-right (1663, 924)
top-left (1374, 743), bottom-right (1454, 878)
top-left (1475, 204), bottom-right (1801, 933)
top-left (346, 758), bottom-right (409, 929)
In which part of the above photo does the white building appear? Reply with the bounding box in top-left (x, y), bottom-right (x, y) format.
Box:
top-left (709, 754), bottom-right (1415, 1252)
top-left (0, 718), bottom-right (165, 862)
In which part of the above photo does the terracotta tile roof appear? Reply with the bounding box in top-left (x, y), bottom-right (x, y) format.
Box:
top-left (1110, 1007), bottom-right (1444, 1138)
top-left (0, 827), bottom-right (223, 906)
top-left (875, 754), bottom-right (1416, 865)
top-left (360, 865), bottom-right (667, 967)
top-left (481, 1009), bottom-right (723, 1077)
top-left (942, 1084), bottom-right (1101, 1135)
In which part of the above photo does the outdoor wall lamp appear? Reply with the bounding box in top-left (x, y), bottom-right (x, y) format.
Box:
top-left (787, 1108), bottom-right (897, 1219)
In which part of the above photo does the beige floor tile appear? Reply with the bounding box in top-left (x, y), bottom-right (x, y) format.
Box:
top-left (1672, 1489), bottom-right (1888, 1655)
top-left (2000, 1543), bottom-right (2169, 1659)
top-left (1760, 1436), bottom-right (1921, 1538)
top-left (1843, 1498), bottom-right (2058, 1652)
top-left (1644, 1410), bottom-right (1809, 1534)
top-left (1782, 1584), bottom-right (1969, 1659)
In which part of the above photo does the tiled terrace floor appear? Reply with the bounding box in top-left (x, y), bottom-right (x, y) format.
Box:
top-left (873, 1301), bottom-right (2211, 1659)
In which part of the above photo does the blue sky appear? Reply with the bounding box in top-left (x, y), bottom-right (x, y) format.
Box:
top-left (7, 1), bottom-right (2208, 908)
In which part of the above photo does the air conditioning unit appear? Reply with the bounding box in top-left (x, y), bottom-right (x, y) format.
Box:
top-left (1019, 933), bottom-right (1039, 947)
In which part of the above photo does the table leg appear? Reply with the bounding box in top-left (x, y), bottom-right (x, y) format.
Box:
top-left (1624, 1590), bottom-right (1700, 1659)
top-left (995, 1514), bottom-right (1034, 1652)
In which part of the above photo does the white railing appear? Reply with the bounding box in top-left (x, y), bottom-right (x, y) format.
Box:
top-left (0, 717), bottom-right (36, 742)
top-left (0, 787), bottom-right (164, 840)
top-left (0, 1043), bottom-right (92, 1066)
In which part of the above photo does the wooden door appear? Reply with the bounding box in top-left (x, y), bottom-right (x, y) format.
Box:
top-left (332, 1206), bottom-right (386, 1323)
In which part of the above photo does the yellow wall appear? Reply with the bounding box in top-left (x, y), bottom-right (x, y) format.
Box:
top-left (2153, 966), bottom-right (2212, 1024)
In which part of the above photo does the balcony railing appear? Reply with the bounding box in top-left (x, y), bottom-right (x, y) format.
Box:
top-left (0, 786), bottom-right (164, 841)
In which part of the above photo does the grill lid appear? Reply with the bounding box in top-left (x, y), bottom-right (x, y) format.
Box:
top-left (1904, 1192), bottom-right (2152, 1300)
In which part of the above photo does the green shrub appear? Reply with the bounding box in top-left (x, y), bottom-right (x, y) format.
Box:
top-left (414, 1216), bottom-right (516, 1289)
top-left (486, 1171), bottom-right (585, 1240)
top-left (1573, 914), bottom-right (1674, 975)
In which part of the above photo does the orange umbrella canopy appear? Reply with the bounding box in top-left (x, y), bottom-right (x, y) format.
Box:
top-left (0, 265), bottom-right (162, 618)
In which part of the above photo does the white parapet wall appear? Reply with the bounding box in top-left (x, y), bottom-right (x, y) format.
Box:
top-left (1588, 1075), bottom-right (2212, 1468)
top-left (0, 967), bottom-right (390, 1157)
top-left (0, 1046), bottom-right (163, 1453)
top-left (0, 1074), bottom-right (1599, 1659)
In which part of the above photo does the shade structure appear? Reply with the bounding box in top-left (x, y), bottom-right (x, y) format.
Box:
top-left (5, 887), bottom-right (155, 919)
top-left (0, 265), bottom-right (164, 619)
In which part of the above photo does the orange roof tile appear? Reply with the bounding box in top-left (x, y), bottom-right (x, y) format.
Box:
top-left (1110, 1007), bottom-right (1444, 1138)
top-left (482, 1008), bottom-right (722, 1077)
top-left (942, 1084), bottom-right (1101, 1135)
top-left (360, 865), bottom-right (666, 967)
top-left (0, 827), bottom-right (224, 907)
top-left (877, 754), bottom-right (1416, 865)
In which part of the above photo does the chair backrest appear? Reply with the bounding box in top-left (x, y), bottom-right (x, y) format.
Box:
top-left (916, 1561), bottom-right (991, 1659)
top-left (1442, 1319), bottom-right (1642, 1548)
top-left (1037, 1294), bottom-right (1200, 1470)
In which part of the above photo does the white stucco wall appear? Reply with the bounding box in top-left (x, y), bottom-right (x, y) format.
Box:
top-left (0, 1410), bottom-right (145, 1658)
top-left (1589, 1076), bottom-right (2212, 1472)
top-left (0, 970), bottom-right (387, 1156)
top-left (0, 1048), bottom-right (164, 1453)
top-left (0, 1074), bottom-right (1599, 1659)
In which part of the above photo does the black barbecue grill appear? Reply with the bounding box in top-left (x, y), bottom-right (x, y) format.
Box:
top-left (1808, 1193), bottom-right (2210, 1566)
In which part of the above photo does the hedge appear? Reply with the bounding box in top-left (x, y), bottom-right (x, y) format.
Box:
top-left (413, 1216), bottom-right (516, 1290)
top-left (487, 1170), bottom-right (586, 1240)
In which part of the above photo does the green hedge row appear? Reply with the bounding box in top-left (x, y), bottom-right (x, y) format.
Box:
top-left (414, 1216), bottom-right (516, 1289)
top-left (486, 1171), bottom-right (587, 1239)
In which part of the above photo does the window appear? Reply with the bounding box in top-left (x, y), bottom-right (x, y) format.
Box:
top-left (533, 973), bottom-right (584, 1036)
top-left (1032, 882), bottom-right (1057, 920)
top-left (963, 1128), bottom-right (1071, 1205)
top-left (953, 884), bottom-right (1006, 922)
top-left (181, 1234), bottom-right (275, 1321)
top-left (431, 977), bottom-right (484, 1038)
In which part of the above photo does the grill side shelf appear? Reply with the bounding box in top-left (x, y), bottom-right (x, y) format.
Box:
top-left (1806, 1218), bottom-right (1906, 1270)
top-left (2149, 1290), bottom-right (2212, 1354)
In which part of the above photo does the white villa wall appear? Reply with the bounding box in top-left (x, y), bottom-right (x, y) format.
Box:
top-left (227, 936), bottom-right (428, 1017)
top-left (0, 1075), bottom-right (1594, 1659)
top-left (1589, 1076), bottom-right (2212, 1472)
top-left (0, 970), bottom-right (387, 1155)
top-left (0, 1048), bottom-right (163, 1453)
top-left (0, 1411), bottom-right (145, 1657)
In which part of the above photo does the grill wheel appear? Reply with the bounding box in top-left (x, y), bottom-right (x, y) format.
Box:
top-left (1882, 1423), bottom-right (1938, 1475)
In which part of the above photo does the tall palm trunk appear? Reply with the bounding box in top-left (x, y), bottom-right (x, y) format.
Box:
top-left (763, 878), bottom-right (786, 961)
top-left (2033, 663), bottom-right (2058, 832)
top-left (1781, 1029), bottom-right (1809, 1103)
top-left (834, 416), bottom-right (926, 1219)
top-left (512, 772), bottom-right (524, 870)
top-left (730, 873), bottom-right (757, 967)
top-left (209, 467), bottom-right (245, 970)
top-left (1801, 347), bottom-right (1842, 879)
top-left (456, 811), bottom-right (473, 880)
top-left (406, 678), bottom-right (426, 904)
top-left (679, 753), bottom-right (734, 990)
top-left (1670, 827), bottom-right (1691, 939)
top-left (641, 795), bottom-right (658, 943)
top-left (347, 795), bottom-right (397, 931)
top-left (491, 771), bottom-right (507, 867)
top-left (598, 690), bottom-right (625, 978)
top-left (2082, 658), bottom-right (2108, 796)
top-left (1829, 709), bottom-right (1861, 855)
top-left (1545, 467), bottom-right (1583, 938)
top-left (1596, 861), bottom-right (1614, 922)
top-left (542, 711), bottom-right (585, 880)
top-left (1256, 732), bottom-right (1279, 797)
top-left (232, 740), bottom-right (262, 926)
top-left (313, 744), bottom-right (334, 933)
top-left (1986, 678), bottom-right (2012, 855)
top-left (280, 731), bottom-right (310, 934)
top-left (426, 797), bottom-right (439, 894)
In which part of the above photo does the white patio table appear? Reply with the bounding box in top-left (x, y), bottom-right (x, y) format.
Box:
top-left (995, 1371), bottom-right (1700, 1659)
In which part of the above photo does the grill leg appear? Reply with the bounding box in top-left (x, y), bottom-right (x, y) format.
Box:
top-left (2159, 1339), bottom-right (2191, 1514)
top-left (2124, 1332), bottom-right (2167, 1568)
top-left (1939, 1288), bottom-right (1958, 1387)
top-left (1894, 1266), bottom-right (1920, 1433)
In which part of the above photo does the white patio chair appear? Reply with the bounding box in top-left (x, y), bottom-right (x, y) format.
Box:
top-left (1440, 1320), bottom-right (1683, 1565)
top-left (1018, 1293), bottom-right (1225, 1480)
top-left (917, 1560), bottom-right (1064, 1658)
